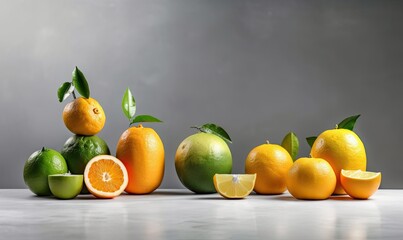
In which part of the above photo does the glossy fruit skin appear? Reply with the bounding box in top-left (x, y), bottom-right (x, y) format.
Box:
top-left (245, 143), bottom-right (293, 194)
top-left (287, 157), bottom-right (336, 200)
top-left (61, 135), bottom-right (110, 174)
top-left (340, 171), bottom-right (381, 199)
top-left (62, 97), bottom-right (106, 136)
top-left (48, 174), bottom-right (83, 200)
top-left (23, 148), bottom-right (68, 196)
top-left (311, 129), bottom-right (366, 194)
top-left (175, 132), bottom-right (232, 193)
top-left (116, 125), bottom-right (165, 194)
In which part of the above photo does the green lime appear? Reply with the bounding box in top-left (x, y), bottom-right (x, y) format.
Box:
top-left (48, 174), bottom-right (83, 199)
top-left (61, 135), bottom-right (110, 194)
top-left (61, 135), bottom-right (110, 174)
top-left (281, 132), bottom-right (299, 161)
top-left (23, 147), bottom-right (68, 196)
top-left (175, 132), bottom-right (232, 193)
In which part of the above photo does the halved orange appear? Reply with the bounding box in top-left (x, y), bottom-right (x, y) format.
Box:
top-left (340, 169), bottom-right (381, 199)
top-left (213, 174), bottom-right (256, 199)
top-left (84, 155), bottom-right (128, 199)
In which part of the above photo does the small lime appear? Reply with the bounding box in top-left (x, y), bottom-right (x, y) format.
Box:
top-left (23, 148), bottom-right (68, 196)
top-left (48, 174), bottom-right (83, 199)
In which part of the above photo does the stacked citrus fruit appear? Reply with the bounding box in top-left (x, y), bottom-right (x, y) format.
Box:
top-left (23, 67), bottom-right (128, 199)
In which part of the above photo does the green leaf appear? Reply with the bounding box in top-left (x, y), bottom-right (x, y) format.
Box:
top-left (130, 115), bottom-right (162, 124)
top-left (72, 66), bottom-right (90, 98)
top-left (306, 136), bottom-right (317, 148)
top-left (193, 123), bottom-right (232, 143)
top-left (337, 114), bottom-right (361, 131)
top-left (121, 88), bottom-right (136, 120)
top-left (281, 132), bottom-right (299, 161)
top-left (57, 82), bottom-right (74, 102)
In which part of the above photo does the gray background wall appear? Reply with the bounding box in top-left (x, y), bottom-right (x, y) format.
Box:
top-left (1, 0), bottom-right (402, 189)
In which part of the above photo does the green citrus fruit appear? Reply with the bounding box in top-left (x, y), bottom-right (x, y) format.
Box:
top-left (48, 174), bottom-right (83, 200)
top-left (175, 132), bottom-right (232, 193)
top-left (23, 148), bottom-right (68, 196)
top-left (61, 135), bottom-right (110, 174)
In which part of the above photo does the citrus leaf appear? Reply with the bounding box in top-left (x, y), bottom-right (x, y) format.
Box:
top-left (193, 123), bottom-right (232, 143)
top-left (337, 114), bottom-right (361, 131)
top-left (281, 132), bottom-right (299, 161)
top-left (121, 88), bottom-right (136, 120)
top-left (57, 82), bottom-right (74, 102)
top-left (72, 66), bottom-right (90, 98)
top-left (130, 115), bottom-right (162, 124)
top-left (306, 136), bottom-right (317, 148)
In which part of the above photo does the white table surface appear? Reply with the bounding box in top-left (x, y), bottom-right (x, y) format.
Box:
top-left (0, 189), bottom-right (402, 240)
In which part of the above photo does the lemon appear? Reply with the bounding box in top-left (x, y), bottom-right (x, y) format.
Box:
top-left (311, 129), bottom-right (366, 194)
top-left (213, 174), bottom-right (256, 199)
top-left (286, 157), bottom-right (336, 200)
top-left (245, 142), bottom-right (293, 194)
top-left (340, 169), bottom-right (381, 199)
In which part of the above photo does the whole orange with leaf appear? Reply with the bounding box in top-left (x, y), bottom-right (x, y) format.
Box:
top-left (116, 88), bottom-right (164, 194)
top-left (57, 67), bottom-right (105, 136)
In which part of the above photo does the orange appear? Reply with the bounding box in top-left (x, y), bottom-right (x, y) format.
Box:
top-left (213, 174), bottom-right (256, 199)
top-left (310, 129), bottom-right (366, 194)
top-left (84, 155), bottom-right (128, 199)
top-left (245, 142), bottom-right (293, 194)
top-left (286, 157), bottom-right (336, 200)
top-left (340, 169), bottom-right (381, 199)
top-left (116, 124), bottom-right (165, 194)
top-left (62, 97), bottom-right (106, 135)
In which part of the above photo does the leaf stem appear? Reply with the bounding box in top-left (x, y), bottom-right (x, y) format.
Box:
top-left (191, 126), bottom-right (201, 131)
top-left (72, 90), bottom-right (77, 99)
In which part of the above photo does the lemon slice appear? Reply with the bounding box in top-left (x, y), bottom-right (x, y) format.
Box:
top-left (340, 169), bottom-right (381, 199)
top-left (213, 174), bottom-right (256, 199)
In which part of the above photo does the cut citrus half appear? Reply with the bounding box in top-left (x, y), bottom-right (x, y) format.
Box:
top-left (84, 155), bottom-right (128, 199)
top-left (213, 174), bottom-right (256, 199)
top-left (340, 169), bottom-right (381, 199)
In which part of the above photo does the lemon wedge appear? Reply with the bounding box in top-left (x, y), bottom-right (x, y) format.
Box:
top-left (340, 169), bottom-right (381, 199)
top-left (213, 174), bottom-right (256, 199)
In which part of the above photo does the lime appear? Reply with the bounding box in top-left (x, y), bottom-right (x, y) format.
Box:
top-left (61, 135), bottom-right (110, 174)
top-left (23, 148), bottom-right (68, 196)
top-left (48, 174), bottom-right (83, 199)
top-left (281, 132), bottom-right (299, 161)
top-left (61, 135), bottom-right (110, 193)
top-left (175, 132), bottom-right (232, 193)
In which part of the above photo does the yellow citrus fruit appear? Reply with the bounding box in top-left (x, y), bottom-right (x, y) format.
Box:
top-left (286, 157), bottom-right (336, 200)
top-left (213, 174), bottom-right (256, 199)
top-left (62, 97), bottom-right (106, 135)
top-left (340, 169), bottom-right (381, 199)
top-left (245, 142), bottom-right (293, 194)
top-left (116, 124), bottom-right (165, 194)
top-left (310, 129), bottom-right (366, 194)
top-left (84, 155), bottom-right (128, 199)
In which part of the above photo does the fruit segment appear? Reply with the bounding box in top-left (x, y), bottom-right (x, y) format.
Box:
top-left (84, 155), bottom-right (128, 199)
top-left (213, 174), bottom-right (256, 199)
